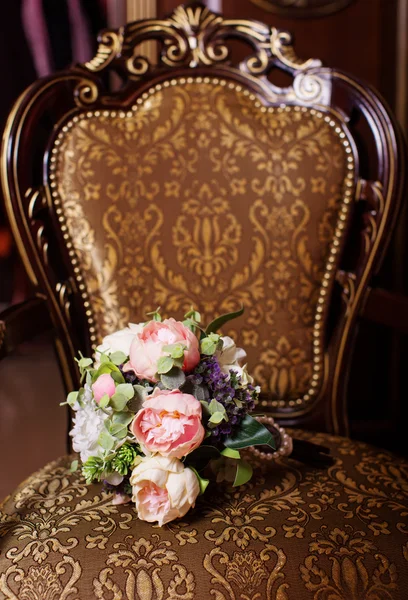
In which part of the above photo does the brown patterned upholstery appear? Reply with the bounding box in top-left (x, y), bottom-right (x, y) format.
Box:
top-left (1, 431), bottom-right (407, 599)
top-left (54, 81), bottom-right (350, 406)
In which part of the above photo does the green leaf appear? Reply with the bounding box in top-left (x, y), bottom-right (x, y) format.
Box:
top-left (109, 422), bottom-right (128, 438)
top-left (98, 430), bottom-right (115, 451)
top-left (208, 411), bottom-right (225, 425)
top-left (94, 361), bottom-right (120, 380)
top-left (157, 356), bottom-right (174, 374)
top-left (66, 391), bottom-right (78, 407)
top-left (209, 399), bottom-right (226, 416)
top-left (205, 306), bottom-right (244, 334)
top-left (161, 367), bottom-right (186, 390)
top-left (77, 356), bottom-right (93, 369)
top-left (184, 308), bottom-right (201, 323)
top-left (110, 351), bottom-right (128, 365)
top-left (180, 380), bottom-right (209, 401)
top-left (70, 459), bottom-right (78, 473)
top-left (110, 393), bottom-right (128, 412)
top-left (128, 385), bottom-right (148, 413)
top-left (111, 370), bottom-right (125, 384)
top-left (224, 414), bottom-right (275, 450)
top-left (115, 383), bottom-right (135, 399)
top-left (233, 459), bottom-right (253, 487)
top-left (190, 467), bottom-right (209, 495)
top-left (146, 307), bottom-right (162, 321)
top-left (99, 394), bottom-right (110, 409)
top-left (99, 353), bottom-right (110, 364)
top-left (200, 333), bottom-right (221, 356)
top-left (112, 412), bottom-right (134, 426)
top-left (221, 448), bottom-right (241, 459)
top-left (162, 343), bottom-right (186, 359)
top-left (184, 445), bottom-right (220, 471)
top-left (200, 401), bottom-right (210, 418)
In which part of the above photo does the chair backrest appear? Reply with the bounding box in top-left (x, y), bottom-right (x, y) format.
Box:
top-left (2, 2), bottom-right (405, 434)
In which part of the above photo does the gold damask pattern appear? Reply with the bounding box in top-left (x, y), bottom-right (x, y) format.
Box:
top-left (1, 432), bottom-right (407, 599)
top-left (52, 80), bottom-right (350, 405)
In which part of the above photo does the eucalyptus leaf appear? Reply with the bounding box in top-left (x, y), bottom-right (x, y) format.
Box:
top-left (157, 356), bottom-right (174, 374)
top-left (77, 357), bottom-right (93, 369)
top-left (112, 412), bottom-right (134, 426)
top-left (110, 393), bottom-right (128, 412)
top-left (99, 394), bottom-right (110, 409)
top-left (209, 399), bottom-right (226, 416)
top-left (184, 308), bottom-right (201, 323)
top-left (128, 385), bottom-right (148, 413)
top-left (66, 391), bottom-right (78, 407)
top-left (208, 411), bottom-right (225, 425)
top-left (205, 306), bottom-right (245, 334)
top-left (98, 430), bottom-right (115, 451)
top-left (162, 343), bottom-right (186, 359)
top-left (115, 383), bottom-right (135, 399)
top-left (161, 367), bottom-right (186, 390)
top-left (224, 414), bottom-right (275, 450)
top-left (200, 337), bottom-right (218, 356)
top-left (233, 459), bottom-right (253, 487)
top-left (70, 459), bottom-right (78, 473)
top-left (110, 351), bottom-right (128, 366)
top-left (109, 423), bottom-right (128, 439)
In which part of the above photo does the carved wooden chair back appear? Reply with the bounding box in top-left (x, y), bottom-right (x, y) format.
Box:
top-left (2, 3), bottom-right (405, 434)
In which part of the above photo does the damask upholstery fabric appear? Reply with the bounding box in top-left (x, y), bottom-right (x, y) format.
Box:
top-left (53, 80), bottom-right (350, 405)
top-left (1, 431), bottom-right (407, 599)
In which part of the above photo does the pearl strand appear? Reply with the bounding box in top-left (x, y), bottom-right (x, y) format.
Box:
top-left (248, 416), bottom-right (293, 461)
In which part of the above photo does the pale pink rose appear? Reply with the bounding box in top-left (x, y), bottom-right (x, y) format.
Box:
top-left (128, 318), bottom-right (200, 382)
top-left (92, 373), bottom-right (116, 404)
top-left (130, 456), bottom-right (200, 526)
top-left (131, 389), bottom-right (205, 458)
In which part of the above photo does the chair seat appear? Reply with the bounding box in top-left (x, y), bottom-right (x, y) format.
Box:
top-left (1, 430), bottom-right (407, 599)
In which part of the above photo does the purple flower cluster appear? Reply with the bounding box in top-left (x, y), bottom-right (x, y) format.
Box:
top-left (193, 356), bottom-right (258, 444)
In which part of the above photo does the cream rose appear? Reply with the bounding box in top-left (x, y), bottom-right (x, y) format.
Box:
top-left (130, 456), bottom-right (200, 526)
top-left (217, 336), bottom-right (254, 386)
top-left (96, 323), bottom-right (144, 359)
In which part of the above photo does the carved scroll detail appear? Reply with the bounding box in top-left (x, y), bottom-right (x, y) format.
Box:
top-left (82, 2), bottom-right (331, 106)
top-left (357, 180), bottom-right (385, 255)
top-left (336, 270), bottom-right (357, 316)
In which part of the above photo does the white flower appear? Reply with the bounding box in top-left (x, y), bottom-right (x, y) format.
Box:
top-left (130, 456), bottom-right (200, 526)
top-left (216, 336), bottom-right (254, 386)
top-left (96, 323), bottom-right (144, 360)
top-left (70, 389), bottom-right (110, 463)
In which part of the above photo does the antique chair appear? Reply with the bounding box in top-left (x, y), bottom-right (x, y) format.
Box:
top-left (1, 3), bottom-right (408, 598)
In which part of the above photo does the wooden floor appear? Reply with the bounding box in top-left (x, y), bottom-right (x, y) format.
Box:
top-left (0, 335), bottom-right (67, 501)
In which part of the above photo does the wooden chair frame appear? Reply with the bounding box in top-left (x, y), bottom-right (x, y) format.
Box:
top-left (0, 2), bottom-right (406, 437)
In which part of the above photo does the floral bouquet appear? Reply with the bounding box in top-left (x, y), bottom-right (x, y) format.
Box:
top-left (66, 308), bottom-right (283, 526)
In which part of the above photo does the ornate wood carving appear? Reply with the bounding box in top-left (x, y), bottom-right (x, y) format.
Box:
top-left (81, 3), bottom-right (331, 106)
top-left (249, 0), bottom-right (354, 19)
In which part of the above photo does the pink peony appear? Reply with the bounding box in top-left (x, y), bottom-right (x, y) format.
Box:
top-left (131, 388), bottom-right (205, 458)
top-left (92, 373), bottom-right (116, 404)
top-left (128, 318), bottom-right (200, 382)
top-left (130, 456), bottom-right (200, 526)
